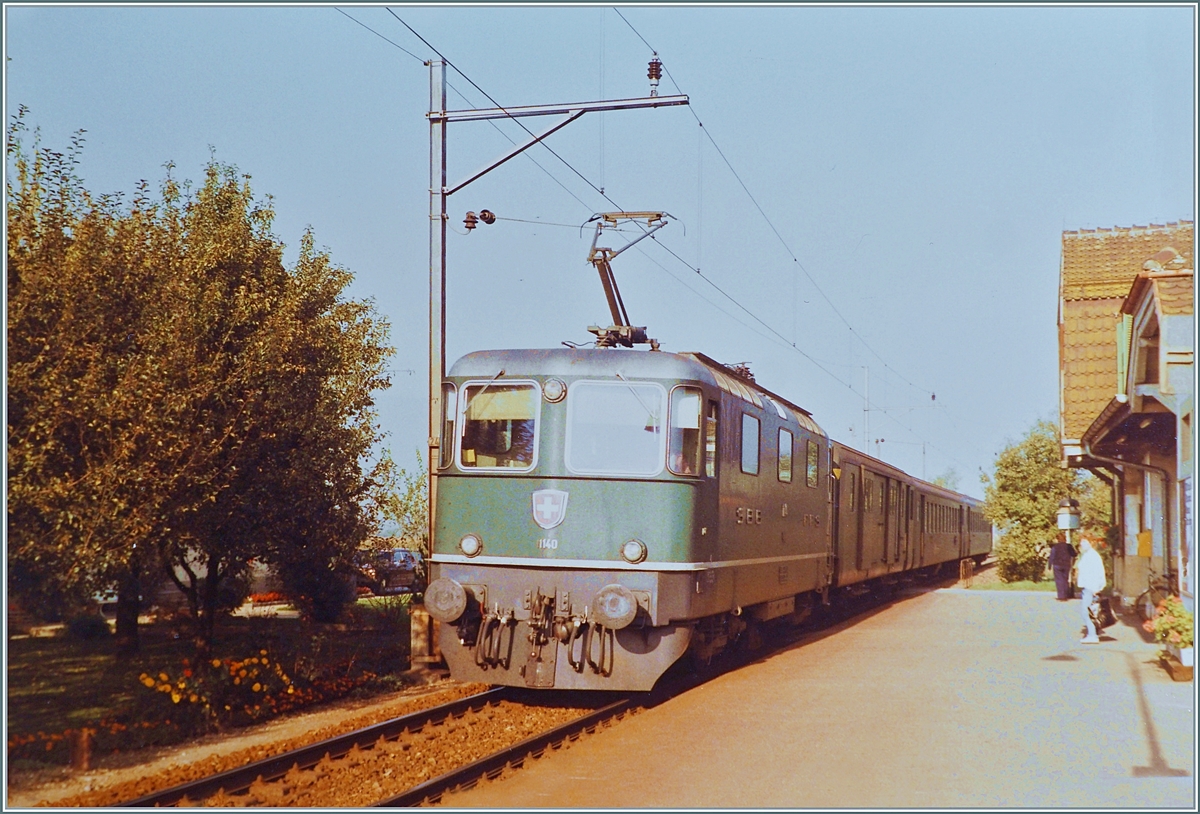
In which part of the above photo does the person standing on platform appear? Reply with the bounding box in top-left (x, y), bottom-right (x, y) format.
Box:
top-left (1077, 536), bottom-right (1106, 644)
top-left (1047, 533), bottom-right (1077, 601)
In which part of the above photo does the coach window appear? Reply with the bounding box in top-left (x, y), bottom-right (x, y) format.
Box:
top-left (668, 387), bottom-right (703, 476)
top-left (741, 413), bottom-right (760, 475)
top-left (806, 439), bottom-right (819, 487)
top-left (565, 380), bottom-right (666, 476)
top-left (460, 382), bottom-right (539, 470)
top-left (705, 401), bottom-right (719, 477)
top-left (778, 429), bottom-right (793, 483)
top-left (439, 383), bottom-right (457, 469)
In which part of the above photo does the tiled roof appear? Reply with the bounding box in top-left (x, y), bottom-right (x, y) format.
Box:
top-left (1059, 220), bottom-right (1195, 443)
top-left (1061, 221), bottom-right (1194, 301)
top-left (1061, 297), bottom-right (1123, 441)
top-left (1154, 274), bottom-right (1195, 316)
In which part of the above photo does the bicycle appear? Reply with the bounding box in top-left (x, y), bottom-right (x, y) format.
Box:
top-left (1135, 567), bottom-right (1172, 623)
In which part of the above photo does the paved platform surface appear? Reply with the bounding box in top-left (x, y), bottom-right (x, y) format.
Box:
top-left (439, 588), bottom-right (1196, 808)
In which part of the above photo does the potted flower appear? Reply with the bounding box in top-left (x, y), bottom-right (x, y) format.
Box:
top-left (1144, 595), bottom-right (1194, 667)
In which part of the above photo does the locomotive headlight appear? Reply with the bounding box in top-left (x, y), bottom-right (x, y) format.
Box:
top-left (542, 377), bottom-right (566, 403)
top-left (591, 584), bottom-right (639, 629)
top-left (459, 534), bottom-right (483, 557)
top-left (620, 539), bottom-right (648, 564)
top-left (425, 578), bottom-right (468, 623)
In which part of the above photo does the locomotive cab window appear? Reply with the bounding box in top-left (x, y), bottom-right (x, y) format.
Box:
top-left (459, 382), bottom-right (539, 470)
top-left (806, 439), bottom-right (820, 487)
top-left (741, 413), bottom-right (760, 475)
top-left (668, 387), bottom-right (703, 476)
top-left (565, 380), bottom-right (666, 476)
top-left (778, 429), bottom-right (793, 483)
top-left (439, 383), bottom-right (457, 469)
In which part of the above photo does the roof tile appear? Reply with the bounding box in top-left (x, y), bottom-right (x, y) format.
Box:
top-left (1061, 221), bottom-right (1194, 302)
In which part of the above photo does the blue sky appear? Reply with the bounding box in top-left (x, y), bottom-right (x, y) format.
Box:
top-left (5, 4), bottom-right (1196, 497)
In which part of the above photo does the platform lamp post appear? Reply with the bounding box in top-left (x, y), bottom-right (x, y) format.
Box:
top-left (414, 59), bottom-right (689, 668)
top-left (1057, 498), bottom-right (1081, 551)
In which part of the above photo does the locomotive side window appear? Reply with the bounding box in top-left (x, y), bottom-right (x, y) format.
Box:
top-left (440, 384), bottom-right (457, 469)
top-left (778, 429), bottom-right (793, 483)
top-left (565, 380), bottom-right (666, 476)
top-left (806, 439), bottom-right (819, 487)
top-left (847, 472), bottom-right (856, 512)
top-left (459, 382), bottom-right (539, 470)
top-left (705, 400), bottom-right (719, 478)
top-left (741, 413), bottom-right (760, 475)
top-left (668, 387), bottom-right (703, 476)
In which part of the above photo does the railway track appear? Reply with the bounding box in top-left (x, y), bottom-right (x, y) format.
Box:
top-left (115, 686), bottom-right (640, 808)
top-left (112, 573), bottom-right (959, 808)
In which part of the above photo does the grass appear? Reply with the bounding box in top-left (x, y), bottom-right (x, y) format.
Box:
top-left (6, 598), bottom-right (415, 767)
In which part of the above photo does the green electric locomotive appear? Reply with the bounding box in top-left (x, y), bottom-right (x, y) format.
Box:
top-left (424, 346), bottom-right (836, 690)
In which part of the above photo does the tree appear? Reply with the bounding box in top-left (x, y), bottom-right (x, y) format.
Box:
top-left (932, 468), bottom-right (960, 491)
top-left (6, 110), bottom-right (395, 651)
top-left (980, 419), bottom-right (1097, 582)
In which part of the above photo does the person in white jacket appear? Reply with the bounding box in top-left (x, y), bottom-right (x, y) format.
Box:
top-left (1077, 537), bottom-right (1107, 643)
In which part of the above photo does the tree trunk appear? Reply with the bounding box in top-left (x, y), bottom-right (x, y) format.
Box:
top-left (114, 566), bottom-right (141, 655)
top-left (194, 555), bottom-right (222, 658)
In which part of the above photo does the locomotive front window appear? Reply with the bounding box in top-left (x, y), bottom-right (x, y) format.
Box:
top-left (668, 387), bottom-right (703, 476)
top-left (459, 382), bottom-right (539, 470)
top-left (566, 380), bottom-right (666, 476)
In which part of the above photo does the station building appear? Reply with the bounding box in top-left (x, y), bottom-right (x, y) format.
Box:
top-left (1058, 220), bottom-right (1194, 612)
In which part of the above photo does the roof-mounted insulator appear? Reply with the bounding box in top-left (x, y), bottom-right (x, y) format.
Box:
top-left (648, 57), bottom-right (662, 97)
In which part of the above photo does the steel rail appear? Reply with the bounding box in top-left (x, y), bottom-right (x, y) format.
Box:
top-left (116, 687), bottom-right (510, 808)
top-left (375, 694), bottom-right (636, 807)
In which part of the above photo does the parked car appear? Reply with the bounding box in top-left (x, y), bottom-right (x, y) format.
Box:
top-left (373, 549), bottom-right (425, 594)
top-left (354, 548), bottom-right (425, 595)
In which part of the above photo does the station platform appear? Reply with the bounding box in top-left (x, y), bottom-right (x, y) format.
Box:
top-left (439, 587), bottom-right (1195, 808)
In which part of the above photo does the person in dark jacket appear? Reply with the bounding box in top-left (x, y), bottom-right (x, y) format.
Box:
top-left (1047, 533), bottom-right (1077, 601)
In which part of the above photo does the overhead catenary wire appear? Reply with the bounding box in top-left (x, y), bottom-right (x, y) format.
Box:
top-left (337, 7), bottom-right (597, 212)
top-left (609, 9), bottom-right (982, 473)
top-left (354, 9), bottom-right (973, 475)
top-left (612, 8), bottom-right (936, 403)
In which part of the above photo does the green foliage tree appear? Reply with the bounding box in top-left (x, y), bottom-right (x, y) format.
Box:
top-left (378, 450), bottom-right (429, 554)
top-left (932, 468), bottom-right (960, 491)
top-left (981, 419), bottom-right (1098, 582)
top-left (6, 109), bottom-right (395, 650)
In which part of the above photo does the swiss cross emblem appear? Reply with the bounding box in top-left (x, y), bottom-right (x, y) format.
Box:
top-left (532, 489), bottom-right (569, 530)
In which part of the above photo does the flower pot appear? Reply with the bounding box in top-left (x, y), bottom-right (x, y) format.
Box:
top-left (1169, 644), bottom-right (1194, 667)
